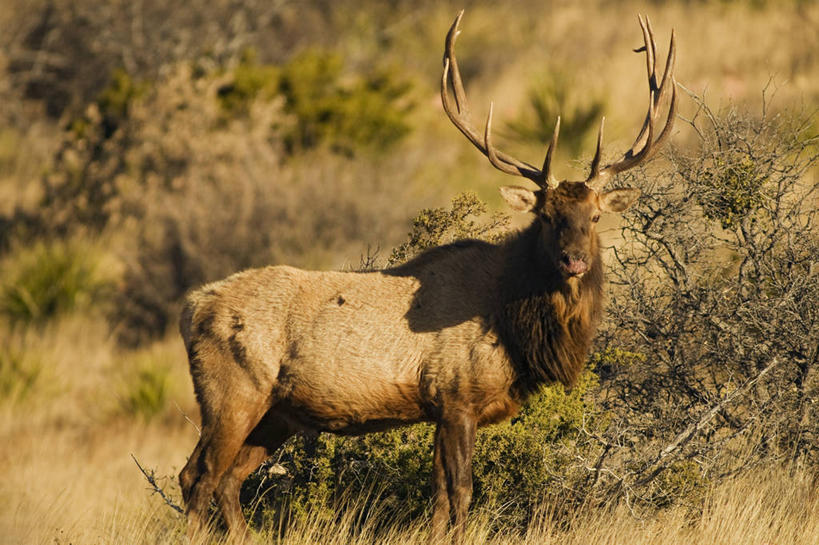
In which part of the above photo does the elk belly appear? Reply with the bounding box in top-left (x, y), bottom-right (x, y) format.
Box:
top-left (279, 290), bottom-right (429, 434)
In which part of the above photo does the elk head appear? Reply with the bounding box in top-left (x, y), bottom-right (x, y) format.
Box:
top-left (442, 11), bottom-right (676, 279)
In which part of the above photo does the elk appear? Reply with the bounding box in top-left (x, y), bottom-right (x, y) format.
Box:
top-left (178, 11), bottom-right (676, 542)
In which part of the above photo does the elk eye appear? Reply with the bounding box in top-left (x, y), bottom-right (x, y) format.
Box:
top-left (591, 214), bottom-right (601, 223)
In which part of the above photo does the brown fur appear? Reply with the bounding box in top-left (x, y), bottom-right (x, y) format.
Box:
top-left (178, 181), bottom-right (628, 542)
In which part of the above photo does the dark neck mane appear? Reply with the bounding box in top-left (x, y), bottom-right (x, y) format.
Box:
top-left (494, 221), bottom-right (604, 396)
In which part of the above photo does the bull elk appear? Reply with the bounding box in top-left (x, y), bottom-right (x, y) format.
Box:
top-left (179, 11), bottom-right (676, 542)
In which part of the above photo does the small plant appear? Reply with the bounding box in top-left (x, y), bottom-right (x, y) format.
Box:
top-left (119, 357), bottom-right (171, 421)
top-left (0, 347), bottom-right (42, 402)
top-left (0, 239), bottom-right (111, 325)
top-left (696, 152), bottom-right (768, 229)
top-left (506, 71), bottom-right (605, 158)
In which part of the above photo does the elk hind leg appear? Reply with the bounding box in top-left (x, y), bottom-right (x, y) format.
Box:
top-left (214, 415), bottom-right (294, 538)
top-left (183, 396), bottom-right (271, 538)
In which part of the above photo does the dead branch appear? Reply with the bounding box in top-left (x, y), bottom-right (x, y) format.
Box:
top-left (131, 453), bottom-right (185, 515)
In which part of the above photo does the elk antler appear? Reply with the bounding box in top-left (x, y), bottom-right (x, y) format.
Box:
top-left (441, 11), bottom-right (677, 193)
top-left (586, 15), bottom-right (677, 191)
top-left (441, 10), bottom-right (560, 189)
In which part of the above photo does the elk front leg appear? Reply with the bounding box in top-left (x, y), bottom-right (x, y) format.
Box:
top-left (431, 426), bottom-right (451, 541)
top-left (430, 412), bottom-right (477, 543)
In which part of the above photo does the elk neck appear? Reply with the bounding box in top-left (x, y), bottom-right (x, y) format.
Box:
top-left (494, 220), bottom-right (604, 396)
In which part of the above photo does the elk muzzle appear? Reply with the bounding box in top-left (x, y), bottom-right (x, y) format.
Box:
top-left (559, 252), bottom-right (589, 277)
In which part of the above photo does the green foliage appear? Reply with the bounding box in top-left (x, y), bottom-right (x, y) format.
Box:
top-left (118, 356), bottom-right (171, 421)
top-left (697, 152), bottom-right (768, 229)
top-left (217, 47), bottom-right (414, 154)
top-left (97, 69), bottom-right (150, 133)
top-left (0, 346), bottom-right (42, 402)
top-left (506, 72), bottom-right (605, 157)
top-left (216, 50), bottom-right (278, 115)
top-left (68, 68), bottom-right (149, 141)
top-left (388, 192), bottom-right (510, 265)
top-left (277, 49), bottom-right (414, 154)
top-left (0, 240), bottom-right (111, 325)
top-left (471, 370), bottom-right (601, 527)
top-left (652, 460), bottom-right (708, 508)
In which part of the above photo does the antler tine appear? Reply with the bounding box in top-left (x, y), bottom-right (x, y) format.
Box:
top-left (445, 10), bottom-right (468, 116)
top-left (441, 11), bottom-right (545, 185)
top-left (587, 117), bottom-right (605, 181)
top-left (628, 18), bottom-right (675, 157)
top-left (540, 117), bottom-right (561, 189)
top-left (625, 15), bottom-right (658, 158)
top-left (588, 18), bottom-right (677, 191)
top-left (485, 102), bottom-right (528, 176)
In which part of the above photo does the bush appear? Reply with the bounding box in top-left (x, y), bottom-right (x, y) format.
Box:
top-left (216, 47), bottom-right (415, 156)
top-left (580, 98), bottom-right (819, 514)
top-left (388, 192), bottom-right (509, 265)
top-left (0, 239), bottom-right (111, 325)
top-left (275, 49), bottom-right (414, 155)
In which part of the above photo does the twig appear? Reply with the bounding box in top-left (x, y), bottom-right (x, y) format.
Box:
top-left (174, 401), bottom-right (201, 437)
top-left (131, 453), bottom-right (185, 515)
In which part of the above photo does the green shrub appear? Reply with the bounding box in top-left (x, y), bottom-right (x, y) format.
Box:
top-left (277, 49), bottom-right (414, 155)
top-left (119, 355), bottom-right (172, 421)
top-left (388, 192), bottom-right (510, 265)
top-left (245, 369), bottom-right (601, 530)
top-left (216, 49), bottom-right (279, 115)
top-left (696, 152), bottom-right (768, 229)
top-left (217, 47), bottom-right (414, 155)
top-left (0, 239), bottom-right (111, 325)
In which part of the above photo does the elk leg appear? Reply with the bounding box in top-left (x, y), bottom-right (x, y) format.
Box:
top-left (213, 445), bottom-right (269, 538)
top-left (215, 416), bottom-right (294, 538)
top-left (430, 425), bottom-right (451, 541)
top-left (183, 402), bottom-right (270, 538)
top-left (180, 437), bottom-right (205, 506)
top-left (430, 412), bottom-right (477, 544)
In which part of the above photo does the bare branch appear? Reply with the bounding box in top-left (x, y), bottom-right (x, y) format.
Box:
top-left (131, 454), bottom-right (185, 515)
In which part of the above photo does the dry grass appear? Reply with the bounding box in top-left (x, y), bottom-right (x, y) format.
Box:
top-left (1, 317), bottom-right (817, 544)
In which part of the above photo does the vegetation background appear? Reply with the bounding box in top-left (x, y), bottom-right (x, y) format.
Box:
top-left (0, 0), bottom-right (817, 543)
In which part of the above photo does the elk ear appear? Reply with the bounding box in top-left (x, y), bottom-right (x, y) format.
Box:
top-left (599, 188), bottom-right (640, 212)
top-left (499, 186), bottom-right (541, 213)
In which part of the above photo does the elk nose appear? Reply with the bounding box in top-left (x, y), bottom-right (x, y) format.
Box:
top-left (560, 252), bottom-right (589, 276)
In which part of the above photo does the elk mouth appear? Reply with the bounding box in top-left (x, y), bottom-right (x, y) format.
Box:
top-left (559, 253), bottom-right (589, 277)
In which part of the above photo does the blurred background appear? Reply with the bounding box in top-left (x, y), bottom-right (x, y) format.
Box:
top-left (0, 1), bottom-right (817, 543)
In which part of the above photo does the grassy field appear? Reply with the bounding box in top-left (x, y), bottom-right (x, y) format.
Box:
top-left (1, 312), bottom-right (817, 544)
top-left (1, 0), bottom-right (817, 543)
